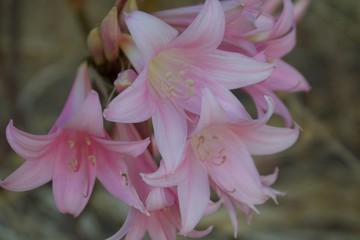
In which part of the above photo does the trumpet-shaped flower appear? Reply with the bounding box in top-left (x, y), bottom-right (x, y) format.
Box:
top-left (104, 0), bottom-right (274, 173)
top-left (142, 88), bottom-right (299, 234)
top-left (1, 63), bottom-right (149, 217)
top-left (107, 123), bottom-right (213, 240)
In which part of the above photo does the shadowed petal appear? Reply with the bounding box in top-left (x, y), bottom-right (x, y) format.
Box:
top-left (264, 59), bottom-right (310, 92)
top-left (106, 208), bottom-right (138, 240)
top-left (96, 156), bottom-right (147, 214)
top-left (194, 88), bottom-right (229, 134)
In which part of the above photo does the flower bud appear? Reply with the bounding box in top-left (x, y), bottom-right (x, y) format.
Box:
top-left (87, 28), bottom-right (105, 65)
top-left (100, 7), bottom-right (121, 62)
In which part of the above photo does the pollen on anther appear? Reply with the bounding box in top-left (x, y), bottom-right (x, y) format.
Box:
top-left (88, 155), bottom-right (96, 165)
top-left (68, 140), bottom-right (75, 149)
top-left (121, 172), bottom-right (129, 186)
top-left (68, 159), bottom-right (78, 171)
top-left (85, 137), bottom-right (91, 145)
top-left (177, 70), bottom-right (185, 77)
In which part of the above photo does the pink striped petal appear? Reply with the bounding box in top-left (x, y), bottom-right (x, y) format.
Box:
top-left (153, 103), bottom-right (187, 173)
top-left (239, 124), bottom-right (300, 155)
top-left (170, 0), bottom-right (225, 52)
top-left (191, 50), bottom-right (274, 89)
top-left (194, 88), bottom-right (229, 134)
top-left (178, 157), bottom-right (210, 234)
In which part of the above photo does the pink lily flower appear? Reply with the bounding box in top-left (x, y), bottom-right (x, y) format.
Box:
top-left (1, 63), bottom-right (149, 217)
top-left (107, 123), bottom-right (214, 240)
top-left (142, 88), bottom-right (300, 234)
top-left (104, 0), bottom-right (274, 173)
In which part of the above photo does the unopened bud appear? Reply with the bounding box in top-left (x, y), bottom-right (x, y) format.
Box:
top-left (100, 7), bottom-right (121, 62)
top-left (114, 69), bottom-right (137, 93)
top-left (87, 28), bottom-right (105, 65)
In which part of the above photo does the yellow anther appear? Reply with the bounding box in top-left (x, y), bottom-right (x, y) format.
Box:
top-left (121, 172), bottom-right (129, 186)
top-left (68, 140), bottom-right (75, 149)
top-left (177, 71), bottom-right (185, 77)
top-left (88, 155), bottom-right (96, 165)
top-left (85, 137), bottom-right (91, 145)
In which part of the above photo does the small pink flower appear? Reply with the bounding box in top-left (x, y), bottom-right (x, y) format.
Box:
top-left (142, 88), bottom-right (299, 234)
top-left (104, 0), bottom-right (274, 173)
top-left (1, 63), bottom-right (149, 217)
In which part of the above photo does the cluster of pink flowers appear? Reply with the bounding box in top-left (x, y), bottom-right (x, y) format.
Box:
top-left (1, 0), bottom-right (309, 239)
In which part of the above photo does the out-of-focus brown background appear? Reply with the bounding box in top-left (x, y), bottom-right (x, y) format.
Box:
top-left (0, 0), bottom-right (359, 239)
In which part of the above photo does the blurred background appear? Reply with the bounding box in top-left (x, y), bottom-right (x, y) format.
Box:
top-left (0, 0), bottom-right (359, 239)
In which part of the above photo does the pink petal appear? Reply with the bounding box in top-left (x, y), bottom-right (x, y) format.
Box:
top-left (186, 226), bottom-right (214, 238)
top-left (245, 85), bottom-right (293, 127)
top-left (264, 59), bottom-right (310, 92)
top-left (65, 90), bottom-right (105, 137)
top-left (123, 214), bottom-right (147, 240)
top-left (95, 137), bottom-right (150, 158)
top-left (125, 11), bottom-right (178, 62)
top-left (211, 84), bottom-right (251, 121)
top-left (231, 96), bottom-right (274, 130)
top-left (147, 212), bottom-right (177, 240)
top-left (178, 156), bottom-right (210, 234)
top-left (261, 167), bottom-right (279, 186)
top-left (153, 103), bottom-right (187, 173)
top-left (119, 34), bottom-right (144, 72)
top-left (294, 0), bottom-right (310, 22)
top-left (266, 28), bottom-right (296, 58)
top-left (6, 120), bottom-right (61, 160)
top-left (170, 0), bottom-right (225, 52)
top-left (191, 50), bottom-right (274, 89)
top-left (100, 7), bottom-right (121, 61)
top-left (145, 187), bottom-right (175, 211)
top-left (106, 208), bottom-right (139, 240)
top-left (141, 160), bottom-right (186, 187)
top-left (53, 63), bottom-right (91, 130)
top-left (104, 71), bottom-right (154, 123)
top-left (239, 124), bottom-right (300, 155)
top-left (0, 159), bottom-right (53, 191)
top-left (207, 139), bottom-right (269, 206)
top-left (216, 188), bottom-right (238, 238)
top-left (114, 69), bottom-right (138, 93)
top-left (193, 88), bottom-right (229, 134)
top-left (52, 143), bottom-right (97, 217)
top-left (270, 0), bottom-right (294, 38)
top-left (96, 156), bottom-right (147, 214)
